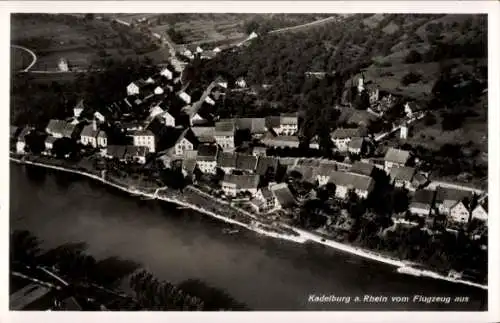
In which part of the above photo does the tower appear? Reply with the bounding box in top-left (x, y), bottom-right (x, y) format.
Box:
top-left (400, 123), bottom-right (408, 140)
top-left (357, 77), bottom-right (364, 94)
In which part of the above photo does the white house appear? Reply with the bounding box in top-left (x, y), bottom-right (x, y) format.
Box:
top-left (127, 81), bottom-right (141, 96)
top-left (160, 67), bottom-right (173, 80)
top-left (73, 99), bottom-right (85, 118)
top-left (215, 120), bottom-right (235, 151)
top-left (278, 114), bottom-right (299, 136)
top-left (131, 130), bottom-right (156, 153)
top-left (384, 148), bottom-right (411, 173)
top-left (80, 122), bottom-right (99, 147)
top-left (328, 171), bottom-right (375, 199)
top-left (447, 201), bottom-right (471, 224)
top-left (389, 166), bottom-right (416, 190)
top-left (236, 77), bottom-right (247, 88)
top-left (178, 91), bottom-right (191, 104)
top-left (331, 128), bottom-right (366, 152)
top-left (173, 129), bottom-right (198, 156)
top-left (269, 182), bottom-right (296, 209)
top-left (221, 174), bottom-right (260, 197)
top-left (16, 128), bottom-right (31, 154)
top-left (161, 111), bottom-right (176, 127)
top-left (44, 136), bottom-right (57, 155)
top-left (409, 189), bottom-right (435, 217)
top-left (204, 96), bottom-right (216, 105)
top-left (471, 204), bottom-right (488, 222)
top-left (252, 187), bottom-right (278, 212)
top-left (94, 111), bottom-right (106, 122)
top-left (196, 144), bottom-right (219, 174)
top-left (154, 86), bottom-right (164, 95)
top-left (196, 46), bottom-right (204, 54)
top-left (97, 131), bottom-right (107, 148)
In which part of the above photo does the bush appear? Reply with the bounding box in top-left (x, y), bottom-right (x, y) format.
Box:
top-left (404, 50), bottom-right (422, 64)
top-left (401, 72), bottom-right (422, 86)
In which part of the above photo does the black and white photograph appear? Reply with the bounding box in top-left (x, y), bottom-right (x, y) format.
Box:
top-left (3, 1), bottom-right (499, 321)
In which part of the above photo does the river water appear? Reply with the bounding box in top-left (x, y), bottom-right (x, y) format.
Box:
top-left (9, 164), bottom-right (487, 310)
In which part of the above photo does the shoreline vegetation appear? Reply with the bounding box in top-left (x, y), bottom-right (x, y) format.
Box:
top-left (10, 155), bottom-right (487, 291)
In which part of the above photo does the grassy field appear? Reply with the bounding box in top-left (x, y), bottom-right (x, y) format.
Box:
top-left (11, 14), bottom-right (167, 71)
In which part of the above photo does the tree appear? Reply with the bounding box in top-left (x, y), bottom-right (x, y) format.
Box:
top-left (404, 50), bottom-right (422, 63)
top-left (401, 72), bottom-right (422, 86)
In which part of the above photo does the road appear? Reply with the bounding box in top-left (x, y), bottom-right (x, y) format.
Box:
top-left (268, 16), bottom-right (340, 34)
top-left (11, 44), bottom-right (37, 72)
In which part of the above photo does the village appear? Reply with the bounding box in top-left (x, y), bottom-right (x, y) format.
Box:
top-left (10, 28), bottom-right (489, 285)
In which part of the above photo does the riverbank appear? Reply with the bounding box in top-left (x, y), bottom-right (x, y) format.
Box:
top-left (9, 156), bottom-right (488, 291)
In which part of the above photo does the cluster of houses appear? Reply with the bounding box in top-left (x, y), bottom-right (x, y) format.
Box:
top-left (10, 65), bottom-right (487, 233)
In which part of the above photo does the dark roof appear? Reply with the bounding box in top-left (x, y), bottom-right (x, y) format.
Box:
top-left (81, 124), bottom-right (98, 138)
top-left (17, 127), bottom-right (31, 141)
top-left (182, 159), bottom-right (198, 174)
top-left (412, 189), bottom-right (436, 205)
top-left (236, 154), bottom-right (258, 171)
top-left (176, 128), bottom-right (199, 147)
top-left (106, 145), bottom-right (127, 159)
top-left (192, 126), bottom-right (215, 143)
top-left (222, 174), bottom-right (260, 190)
top-left (331, 127), bottom-right (366, 139)
top-left (350, 161), bottom-right (375, 177)
top-left (62, 123), bottom-right (79, 138)
top-left (313, 163), bottom-right (337, 177)
top-left (255, 156), bottom-right (279, 175)
top-left (45, 136), bottom-right (57, 144)
top-left (10, 126), bottom-right (20, 138)
top-left (265, 116), bottom-right (281, 129)
top-left (435, 186), bottom-right (474, 204)
top-left (384, 148), bottom-right (411, 164)
top-left (215, 120), bottom-right (235, 135)
top-left (287, 165), bottom-right (316, 182)
top-left (125, 146), bottom-right (149, 157)
top-left (46, 119), bottom-right (67, 134)
top-left (197, 144), bottom-right (218, 161)
top-left (328, 171), bottom-right (374, 191)
top-left (348, 137), bottom-right (364, 150)
top-left (270, 183), bottom-right (296, 208)
top-left (390, 166), bottom-right (416, 182)
top-left (217, 152), bottom-right (237, 168)
top-left (235, 118), bottom-right (267, 134)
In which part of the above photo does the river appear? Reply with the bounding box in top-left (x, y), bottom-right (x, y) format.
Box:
top-left (9, 164), bottom-right (487, 310)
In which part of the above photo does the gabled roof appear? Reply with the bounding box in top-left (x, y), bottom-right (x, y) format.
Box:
top-left (182, 159), bottom-right (198, 174)
top-left (350, 161), bottom-right (375, 177)
top-left (236, 154), bottom-right (258, 171)
top-left (10, 125), bottom-right (20, 138)
top-left (255, 156), bottom-right (279, 176)
top-left (130, 129), bottom-right (155, 137)
top-left (106, 145), bottom-right (127, 159)
top-left (390, 166), bottom-right (415, 182)
top-left (270, 183), bottom-right (296, 208)
top-left (176, 128), bottom-right (199, 147)
top-left (328, 171), bottom-right (374, 191)
top-left (265, 116), bottom-right (282, 129)
top-left (235, 118), bottom-right (267, 134)
top-left (125, 145), bottom-right (149, 157)
top-left (192, 126), bottom-right (215, 142)
top-left (222, 174), bottom-right (260, 190)
top-left (260, 187), bottom-right (274, 200)
top-left (215, 120), bottom-right (235, 135)
top-left (412, 189), bottom-right (435, 205)
top-left (197, 144), bottom-right (218, 161)
top-left (46, 119), bottom-right (67, 134)
top-left (287, 165), bottom-right (316, 182)
top-left (384, 148), bottom-right (411, 164)
top-left (217, 152), bottom-right (237, 168)
top-left (313, 163), bottom-right (337, 178)
top-left (62, 122), bottom-right (79, 137)
top-left (331, 127), bottom-right (366, 139)
top-left (348, 137), bottom-right (364, 150)
top-left (45, 136), bottom-right (57, 144)
top-left (280, 114), bottom-right (298, 125)
top-left (435, 186), bottom-right (474, 204)
top-left (81, 124), bottom-right (98, 138)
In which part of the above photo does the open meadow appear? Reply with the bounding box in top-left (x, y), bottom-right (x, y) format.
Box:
top-left (11, 14), bottom-right (169, 72)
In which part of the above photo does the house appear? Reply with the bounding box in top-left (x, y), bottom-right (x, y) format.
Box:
top-left (10, 126), bottom-right (20, 147)
top-left (235, 154), bottom-right (258, 173)
top-left (182, 159), bottom-right (199, 180)
top-left (383, 148), bottom-right (411, 173)
top-left (328, 171), bottom-right (375, 199)
top-left (310, 163), bottom-right (336, 186)
top-left (160, 67), bottom-right (173, 80)
top-left (204, 95), bottom-right (216, 105)
top-left (235, 77), bottom-right (247, 88)
top-left (178, 91), bottom-right (191, 104)
top-left (261, 135), bottom-right (300, 149)
top-left (73, 99), bottom-right (86, 118)
top-left (409, 189), bottom-right (436, 217)
top-left (130, 129), bottom-right (156, 153)
top-left (10, 283), bottom-right (53, 310)
top-left (149, 105), bottom-right (165, 118)
top-left (105, 145), bottom-right (128, 161)
top-left (447, 201), bottom-right (471, 224)
top-left (255, 156), bottom-right (280, 177)
top-left (348, 137), bottom-right (365, 155)
top-left (269, 183), bottom-right (296, 209)
top-left (471, 199), bottom-right (487, 222)
top-left (42, 136), bottom-right (57, 155)
top-left (16, 128), bottom-right (31, 154)
top-left (80, 121), bottom-right (99, 147)
top-left (330, 127), bottom-right (367, 152)
top-left (192, 126), bottom-right (216, 143)
top-left (404, 101), bottom-right (424, 118)
top-left (221, 174), bottom-right (260, 197)
top-left (46, 119), bottom-right (68, 138)
top-left (97, 130), bottom-right (107, 148)
top-left (233, 117), bottom-right (267, 137)
top-left (127, 80), bottom-right (148, 96)
top-left (154, 86), bottom-right (164, 95)
top-left (349, 161), bottom-right (375, 178)
top-left (389, 166), bottom-right (416, 190)
top-left (196, 144), bottom-right (219, 174)
top-left (161, 111), bottom-right (176, 127)
top-left (251, 146), bottom-right (267, 157)
top-left (215, 120), bottom-right (235, 151)
top-left (94, 111), bottom-right (106, 122)
top-left (287, 165), bottom-right (316, 183)
top-left (251, 187), bottom-right (278, 212)
top-left (124, 146), bottom-right (149, 164)
top-left (277, 114), bottom-right (299, 136)
top-left (434, 186), bottom-right (474, 218)
top-left (173, 129), bottom-right (199, 156)
top-left (217, 152), bottom-right (237, 174)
